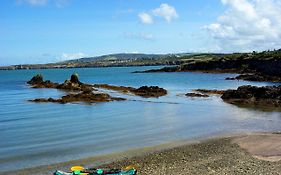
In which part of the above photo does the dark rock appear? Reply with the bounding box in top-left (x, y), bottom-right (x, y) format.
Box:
top-left (225, 77), bottom-right (236, 80)
top-left (28, 74), bottom-right (126, 104)
top-left (185, 93), bottom-right (209, 98)
top-left (139, 53), bottom-right (281, 82)
top-left (221, 85), bottom-right (281, 107)
top-left (132, 86), bottom-right (167, 98)
top-left (94, 84), bottom-right (168, 98)
top-left (70, 73), bottom-right (81, 84)
top-left (27, 73), bottom-right (94, 92)
top-left (27, 74), bottom-right (44, 85)
top-left (133, 66), bottom-right (178, 73)
top-left (93, 84), bottom-right (134, 93)
top-left (226, 74), bottom-right (281, 82)
top-left (30, 91), bottom-right (126, 104)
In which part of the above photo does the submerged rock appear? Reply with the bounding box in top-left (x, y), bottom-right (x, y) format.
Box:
top-left (93, 84), bottom-right (134, 93)
top-left (185, 93), bottom-right (209, 98)
top-left (30, 91), bottom-right (126, 104)
top-left (132, 86), bottom-right (167, 98)
top-left (221, 85), bottom-right (281, 107)
top-left (194, 89), bottom-right (225, 95)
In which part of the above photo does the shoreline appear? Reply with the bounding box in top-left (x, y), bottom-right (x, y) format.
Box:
top-left (8, 132), bottom-right (281, 175)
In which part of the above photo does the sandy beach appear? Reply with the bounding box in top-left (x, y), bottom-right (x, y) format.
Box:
top-left (9, 133), bottom-right (281, 175)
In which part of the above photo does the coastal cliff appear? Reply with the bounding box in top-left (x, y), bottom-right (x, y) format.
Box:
top-left (138, 50), bottom-right (281, 82)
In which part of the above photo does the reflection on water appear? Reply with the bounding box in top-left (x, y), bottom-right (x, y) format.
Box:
top-left (0, 66), bottom-right (280, 172)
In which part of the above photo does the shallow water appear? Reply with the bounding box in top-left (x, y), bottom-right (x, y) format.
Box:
top-left (0, 66), bottom-right (280, 172)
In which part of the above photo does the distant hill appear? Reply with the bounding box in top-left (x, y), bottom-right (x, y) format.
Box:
top-left (61, 53), bottom-right (190, 63)
top-left (0, 53), bottom-right (194, 70)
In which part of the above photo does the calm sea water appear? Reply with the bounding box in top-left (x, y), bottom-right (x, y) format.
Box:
top-left (0, 66), bottom-right (280, 172)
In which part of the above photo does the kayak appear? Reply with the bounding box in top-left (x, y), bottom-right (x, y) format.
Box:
top-left (54, 165), bottom-right (137, 175)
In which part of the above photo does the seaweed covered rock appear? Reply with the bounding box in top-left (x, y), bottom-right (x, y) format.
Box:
top-left (27, 74), bottom-right (59, 88)
top-left (30, 91), bottom-right (125, 104)
top-left (94, 84), bottom-right (168, 98)
top-left (27, 73), bottom-right (93, 92)
top-left (132, 86), bottom-right (167, 98)
top-left (93, 84), bottom-right (134, 93)
top-left (221, 85), bottom-right (281, 107)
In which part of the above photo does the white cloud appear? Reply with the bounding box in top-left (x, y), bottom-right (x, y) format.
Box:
top-left (138, 12), bottom-right (154, 24)
top-left (59, 52), bottom-right (87, 61)
top-left (124, 32), bottom-right (154, 40)
top-left (152, 3), bottom-right (179, 22)
top-left (204, 0), bottom-right (281, 52)
top-left (138, 3), bottom-right (178, 24)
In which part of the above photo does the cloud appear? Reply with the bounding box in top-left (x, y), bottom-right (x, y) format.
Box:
top-left (59, 52), bottom-right (87, 61)
top-left (152, 3), bottom-right (179, 22)
top-left (138, 3), bottom-right (178, 24)
top-left (124, 32), bottom-right (154, 40)
top-left (204, 0), bottom-right (281, 52)
top-left (138, 12), bottom-right (154, 24)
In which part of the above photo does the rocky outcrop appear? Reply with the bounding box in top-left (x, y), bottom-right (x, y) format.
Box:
top-left (28, 74), bottom-right (127, 104)
top-left (221, 85), bottom-right (281, 107)
top-left (30, 91), bottom-right (125, 104)
top-left (94, 84), bottom-right (167, 98)
top-left (226, 74), bottom-right (281, 82)
top-left (133, 66), bottom-right (178, 73)
top-left (28, 74), bottom-right (93, 91)
top-left (138, 51), bottom-right (281, 82)
top-left (185, 93), bottom-right (209, 98)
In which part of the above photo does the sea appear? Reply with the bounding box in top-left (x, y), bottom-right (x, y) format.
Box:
top-left (0, 66), bottom-right (280, 172)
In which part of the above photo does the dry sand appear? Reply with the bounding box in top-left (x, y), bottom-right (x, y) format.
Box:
top-left (8, 133), bottom-right (281, 175)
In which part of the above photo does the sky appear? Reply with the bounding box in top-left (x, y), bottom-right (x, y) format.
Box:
top-left (1, 0), bottom-right (281, 65)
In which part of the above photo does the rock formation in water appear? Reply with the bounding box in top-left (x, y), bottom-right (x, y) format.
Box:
top-left (28, 74), bottom-right (127, 104)
top-left (27, 74), bottom-right (44, 84)
top-left (30, 91), bottom-right (125, 104)
top-left (27, 73), bottom-right (93, 91)
top-left (221, 85), bottom-right (281, 107)
top-left (132, 86), bottom-right (167, 98)
top-left (225, 74), bottom-right (281, 82)
top-left (94, 84), bottom-right (167, 98)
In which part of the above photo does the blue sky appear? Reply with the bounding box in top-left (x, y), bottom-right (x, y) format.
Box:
top-left (1, 0), bottom-right (281, 65)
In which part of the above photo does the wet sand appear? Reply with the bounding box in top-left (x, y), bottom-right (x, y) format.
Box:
top-left (9, 133), bottom-right (281, 175)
